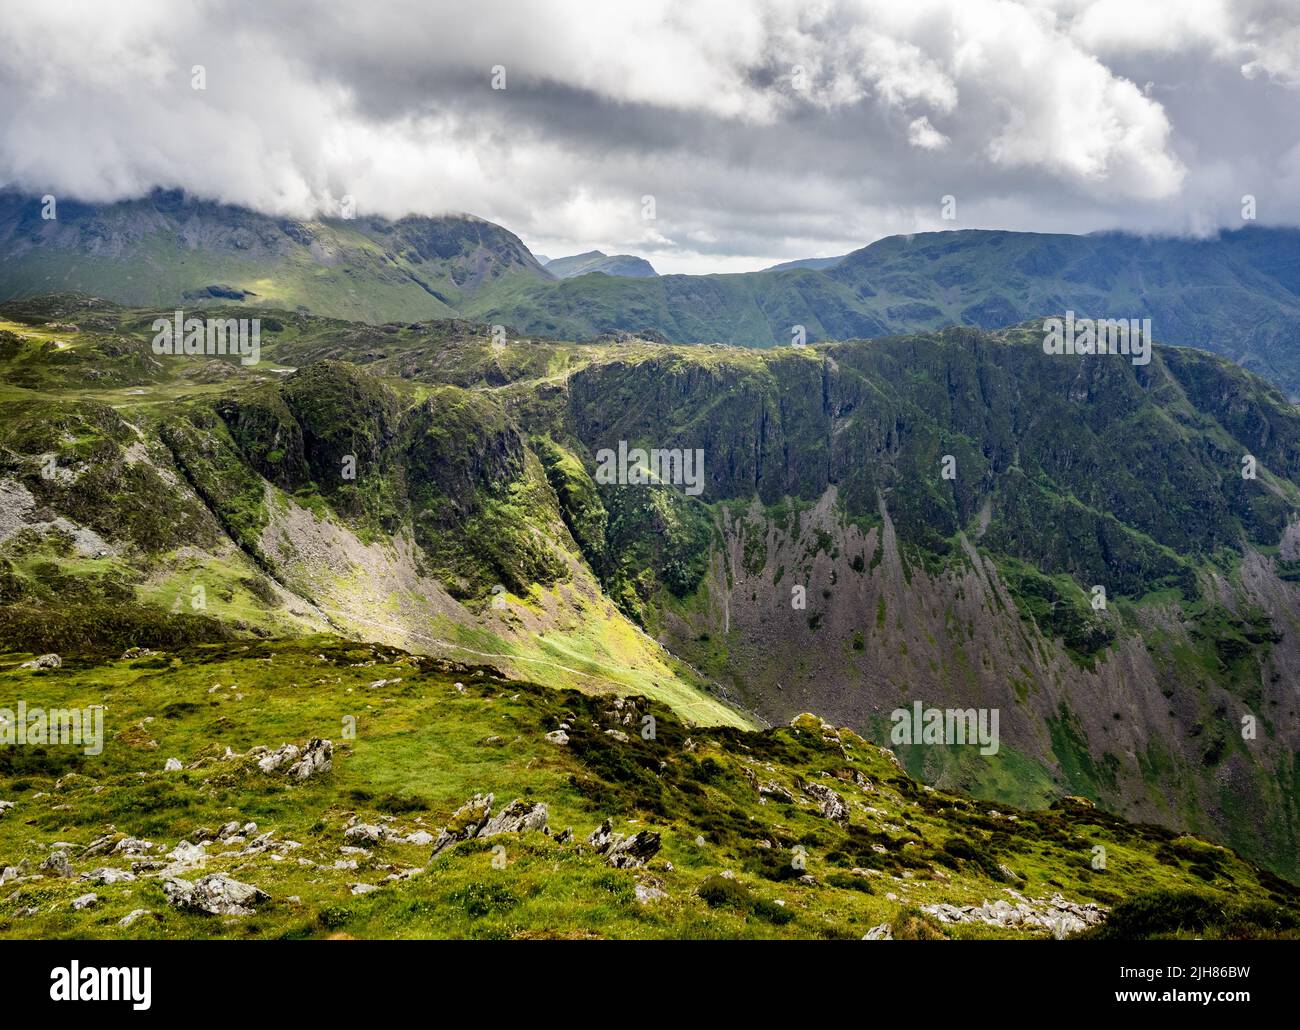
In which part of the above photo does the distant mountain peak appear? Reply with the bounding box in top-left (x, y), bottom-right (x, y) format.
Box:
top-left (544, 251), bottom-right (657, 278)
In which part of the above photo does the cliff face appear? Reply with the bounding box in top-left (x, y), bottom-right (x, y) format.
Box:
top-left (550, 327), bottom-right (1300, 874)
top-left (2, 296), bottom-right (1297, 875)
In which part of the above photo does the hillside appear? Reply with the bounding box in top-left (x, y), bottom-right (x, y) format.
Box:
top-left (1, 295), bottom-right (1299, 887)
top-left (6, 193), bottom-right (1300, 397)
top-left (2, 636), bottom-right (1296, 939)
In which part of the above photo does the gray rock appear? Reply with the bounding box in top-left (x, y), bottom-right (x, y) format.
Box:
top-left (635, 883), bottom-right (668, 904)
top-left (40, 850), bottom-right (72, 877)
top-left (587, 819), bottom-right (661, 868)
top-left (257, 743), bottom-right (301, 774)
top-left (478, 800), bottom-right (548, 838)
top-left (919, 891), bottom-right (1106, 937)
top-left (430, 793), bottom-right (494, 856)
top-left (287, 738), bottom-right (332, 780)
top-left (163, 873), bottom-right (269, 916)
top-left (758, 781), bottom-right (795, 804)
top-left (21, 653), bottom-right (61, 669)
top-left (163, 757), bottom-right (183, 772)
top-left (804, 781), bottom-right (849, 823)
top-left (162, 841), bottom-right (206, 873)
top-left (81, 866), bottom-right (136, 885)
top-left (71, 893), bottom-right (99, 910)
top-left (343, 824), bottom-right (394, 847)
top-left (863, 923), bottom-right (893, 940)
top-left (81, 833), bottom-right (118, 857)
top-left (544, 729), bottom-right (569, 745)
top-left (119, 908), bottom-right (152, 927)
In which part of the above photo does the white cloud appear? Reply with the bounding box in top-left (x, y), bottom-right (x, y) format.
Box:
top-left (907, 116), bottom-right (950, 150)
top-left (0, 0), bottom-right (1296, 270)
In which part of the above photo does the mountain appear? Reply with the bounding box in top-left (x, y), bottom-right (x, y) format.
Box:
top-left (764, 254), bottom-right (847, 272)
top-left (543, 250), bottom-right (658, 278)
top-left (3, 294), bottom-right (1299, 886)
top-left (473, 227), bottom-right (1300, 399)
top-left (0, 190), bottom-right (551, 324)
top-left (6, 192), bottom-right (1300, 397)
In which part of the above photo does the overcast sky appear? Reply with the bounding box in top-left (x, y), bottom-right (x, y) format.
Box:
top-left (3, 0), bottom-right (1300, 273)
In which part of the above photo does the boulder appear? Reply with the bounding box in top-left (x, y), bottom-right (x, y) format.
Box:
top-left (71, 893), bottom-right (99, 911)
top-left (81, 867), bottom-right (136, 885)
top-left (287, 738), bottom-right (332, 780)
top-left (804, 781), bottom-right (849, 823)
top-left (635, 883), bottom-right (668, 904)
top-left (479, 800), bottom-right (548, 838)
top-left (430, 793), bottom-right (494, 856)
top-left (257, 743), bottom-right (301, 774)
top-left (20, 653), bottom-right (61, 670)
top-left (163, 873), bottom-right (269, 916)
top-left (342, 824), bottom-right (393, 848)
top-left (587, 819), bottom-right (661, 868)
top-left (40, 850), bottom-right (72, 877)
top-left (163, 840), bottom-right (206, 873)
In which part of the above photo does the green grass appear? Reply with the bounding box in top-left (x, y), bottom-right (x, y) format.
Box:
top-left (1, 637), bottom-right (1295, 940)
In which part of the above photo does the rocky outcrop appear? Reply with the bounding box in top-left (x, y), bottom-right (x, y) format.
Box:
top-left (288, 738), bottom-right (333, 779)
top-left (587, 819), bottom-right (661, 868)
top-left (921, 891), bottom-right (1107, 939)
top-left (163, 873), bottom-right (269, 916)
top-left (803, 781), bottom-right (849, 823)
top-left (479, 800), bottom-right (549, 838)
top-left (255, 738), bottom-right (333, 779)
top-left (429, 794), bottom-right (553, 857)
top-left (430, 793), bottom-right (494, 856)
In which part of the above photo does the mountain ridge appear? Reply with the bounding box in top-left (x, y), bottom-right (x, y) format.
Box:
top-left (7, 192), bottom-right (1300, 395)
top-left (3, 294), bottom-right (1298, 879)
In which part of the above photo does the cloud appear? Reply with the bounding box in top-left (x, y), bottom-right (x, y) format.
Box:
top-left (0, 0), bottom-right (1297, 271)
top-left (907, 116), bottom-right (949, 150)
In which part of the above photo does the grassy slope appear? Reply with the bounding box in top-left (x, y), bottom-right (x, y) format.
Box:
top-left (3, 297), bottom-right (1299, 885)
top-left (0, 303), bottom-right (751, 733)
top-left (1, 637), bottom-right (1296, 940)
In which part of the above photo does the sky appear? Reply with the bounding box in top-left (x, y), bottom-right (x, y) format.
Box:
top-left (2, 0), bottom-right (1300, 273)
